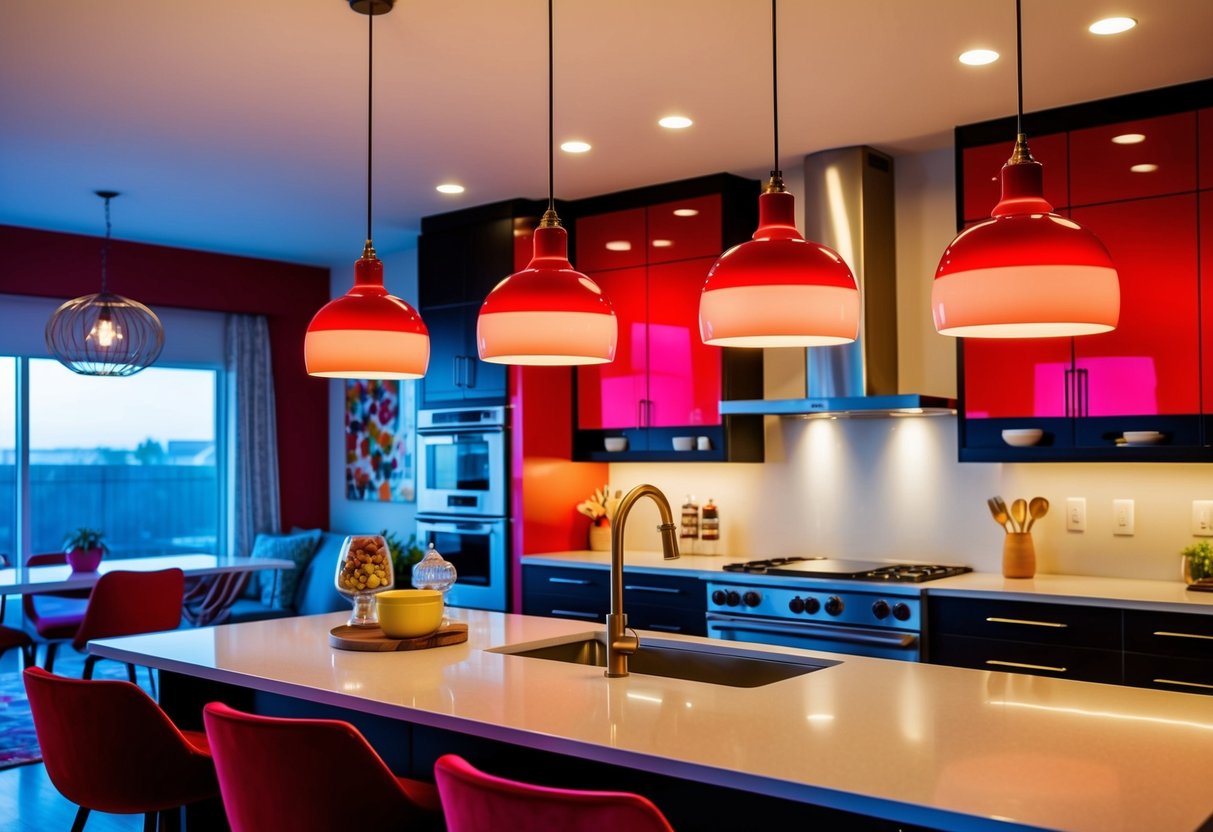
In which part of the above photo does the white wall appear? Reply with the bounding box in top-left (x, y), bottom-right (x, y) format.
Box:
top-left (608, 147), bottom-right (1211, 582)
top-left (325, 243), bottom-right (423, 538)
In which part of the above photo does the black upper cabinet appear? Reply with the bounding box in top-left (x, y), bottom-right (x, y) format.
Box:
top-left (418, 218), bottom-right (515, 308)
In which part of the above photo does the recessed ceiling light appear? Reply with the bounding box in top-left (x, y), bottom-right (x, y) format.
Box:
top-left (1130, 163), bottom-right (1158, 173)
top-left (651, 239), bottom-right (673, 248)
top-left (560, 140), bottom-right (591, 153)
top-left (658, 115), bottom-right (693, 129)
top-left (436, 183), bottom-right (465, 194)
top-left (1111, 133), bottom-right (1146, 145)
top-left (1089, 17), bottom-right (1137, 35)
top-left (604, 240), bottom-right (632, 251)
top-left (958, 49), bottom-right (999, 66)
top-left (672, 208), bottom-right (699, 217)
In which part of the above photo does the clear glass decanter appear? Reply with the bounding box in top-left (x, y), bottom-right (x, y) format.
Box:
top-left (334, 534), bottom-right (394, 626)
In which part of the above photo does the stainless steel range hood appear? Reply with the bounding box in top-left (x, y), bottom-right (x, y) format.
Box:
top-left (720, 146), bottom-right (955, 419)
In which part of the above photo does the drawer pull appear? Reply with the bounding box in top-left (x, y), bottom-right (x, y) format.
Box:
top-left (624, 585), bottom-right (682, 595)
top-left (550, 609), bottom-right (600, 620)
top-left (985, 617), bottom-right (1068, 629)
top-left (548, 577), bottom-right (592, 586)
top-left (1153, 630), bottom-right (1213, 642)
top-left (986, 660), bottom-right (1067, 673)
top-left (1153, 678), bottom-right (1213, 691)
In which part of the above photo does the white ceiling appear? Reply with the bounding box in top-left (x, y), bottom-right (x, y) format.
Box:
top-left (1, 1), bottom-right (1210, 267)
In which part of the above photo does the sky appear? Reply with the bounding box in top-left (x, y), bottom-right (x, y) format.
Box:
top-left (0, 358), bottom-right (216, 450)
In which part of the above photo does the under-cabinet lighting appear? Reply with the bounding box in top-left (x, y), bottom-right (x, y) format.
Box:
top-left (958, 49), bottom-right (999, 66)
top-left (1088, 17), bottom-right (1136, 35)
top-left (1111, 133), bottom-right (1146, 145)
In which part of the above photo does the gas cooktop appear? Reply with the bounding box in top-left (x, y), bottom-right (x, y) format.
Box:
top-left (720, 557), bottom-right (971, 583)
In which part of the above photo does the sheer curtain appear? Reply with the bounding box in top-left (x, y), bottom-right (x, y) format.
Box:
top-left (226, 314), bottom-right (280, 556)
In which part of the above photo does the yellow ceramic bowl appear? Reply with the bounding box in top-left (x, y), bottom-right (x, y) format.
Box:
top-left (376, 589), bottom-right (444, 639)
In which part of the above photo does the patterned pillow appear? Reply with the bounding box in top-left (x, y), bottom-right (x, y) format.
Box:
top-left (250, 530), bottom-right (322, 609)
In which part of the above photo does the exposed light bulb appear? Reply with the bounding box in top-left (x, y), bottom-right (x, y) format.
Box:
top-left (90, 317), bottom-right (121, 348)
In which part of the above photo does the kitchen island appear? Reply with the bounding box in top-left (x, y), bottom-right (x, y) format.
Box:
top-left (91, 608), bottom-right (1213, 831)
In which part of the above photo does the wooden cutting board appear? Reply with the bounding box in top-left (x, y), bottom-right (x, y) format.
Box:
top-left (329, 621), bottom-right (469, 651)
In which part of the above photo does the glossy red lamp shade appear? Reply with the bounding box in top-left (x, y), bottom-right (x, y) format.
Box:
top-left (305, 246), bottom-right (430, 379)
top-left (699, 188), bottom-right (860, 347)
top-left (932, 146), bottom-right (1120, 338)
top-left (477, 222), bottom-right (617, 365)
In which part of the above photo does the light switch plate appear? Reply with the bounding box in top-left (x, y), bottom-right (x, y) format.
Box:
top-left (1194, 500), bottom-right (1213, 537)
top-left (1113, 498), bottom-right (1135, 536)
top-left (1066, 497), bottom-right (1086, 532)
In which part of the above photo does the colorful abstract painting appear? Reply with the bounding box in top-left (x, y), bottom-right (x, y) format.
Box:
top-left (345, 379), bottom-right (416, 502)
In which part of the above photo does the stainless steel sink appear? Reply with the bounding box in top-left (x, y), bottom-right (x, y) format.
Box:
top-left (490, 634), bottom-right (835, 688)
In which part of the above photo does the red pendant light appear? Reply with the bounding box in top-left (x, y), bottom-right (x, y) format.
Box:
top-left (477, 0), bottom-right (616, 366)
top-left (305, 0), bottom-right (429, 379)
top-left (699, 0), bottom-right (859, 348)
top-left (932, 0), bottom-right (1119, 338)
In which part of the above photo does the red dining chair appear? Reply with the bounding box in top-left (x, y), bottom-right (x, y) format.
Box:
top-left (434, 753), bottom-right (676, 832)
top-left (1, 554), bottom-right (35, 668)
top-left (202, 701), bottom-right (443, 832)
top-left (23, 666), bottom-right (219, 832)
top-left (70, 568), bottom-right (185, 693)
top-left (22, 552), bottom-right (90, 671)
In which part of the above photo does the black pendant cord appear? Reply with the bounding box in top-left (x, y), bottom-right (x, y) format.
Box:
top-left (366, 5), bottom-right (374, 245)
top-left (547, 0), bottom-right (555, 215)
top-left (770, 0), bottom-right (780, 178)
top-left (1015, 0), bottom-right (1024, 136)
top-left (100, 195), bottom-right (111, 293)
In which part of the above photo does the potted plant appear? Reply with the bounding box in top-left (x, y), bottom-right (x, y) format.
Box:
top-left (63, 527), bottom-right (108, 572)
top-left (1181, 540), bottom-right (1213, 584)
top-left (380, 529), bottom-right (425, 583)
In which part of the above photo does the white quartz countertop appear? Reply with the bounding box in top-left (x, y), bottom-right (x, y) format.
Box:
top-left (524, 551), bottom-right (1213, 613)
top-left (91, 609), bottom-right (1213, 831)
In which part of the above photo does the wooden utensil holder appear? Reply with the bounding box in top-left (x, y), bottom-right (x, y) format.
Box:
top-left (1002, 532), bottom-right (1036, 579)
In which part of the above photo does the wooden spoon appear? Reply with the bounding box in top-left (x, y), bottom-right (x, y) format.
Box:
top-left (987, 497), bottom-right (1011, 532)
top-left (993, 496), bottom-right (1011, 528)
top-left (1025, 496), bottom-right (1050, 532)
top-left (1010, 499), bottom-right (1027, 533)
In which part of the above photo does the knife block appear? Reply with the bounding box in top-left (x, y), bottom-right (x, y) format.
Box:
top-left (1002, 532), bottom-right (1036, 579)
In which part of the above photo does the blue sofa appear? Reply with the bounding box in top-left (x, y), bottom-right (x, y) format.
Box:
top-left (222, 531), bottom-right (349, 623)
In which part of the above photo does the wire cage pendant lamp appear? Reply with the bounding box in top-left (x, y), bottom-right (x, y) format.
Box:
top-left (305, 0), bottom-right (430, 379)
top-left (698, 0), bottom-right (859, 348)
top-left (476, 0), bottom-right (617, 366)
top-left (931, 0), bottom-right (1119, 338)
top-left (45, 191), bottom-right (165, 377)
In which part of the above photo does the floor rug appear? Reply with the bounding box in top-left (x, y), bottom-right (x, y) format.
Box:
top-left (0, 656), bottom-right (156, 771)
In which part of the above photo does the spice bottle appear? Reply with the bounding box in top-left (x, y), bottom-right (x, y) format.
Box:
top-left (700, 498), bottom-right (719, 555)
top-left (680, 494), bottom-right (699, 552)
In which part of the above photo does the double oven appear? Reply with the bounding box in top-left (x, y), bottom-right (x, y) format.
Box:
top-left (416, 406), bottom-right (509, 611)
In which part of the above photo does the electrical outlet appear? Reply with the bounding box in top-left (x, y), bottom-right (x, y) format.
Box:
top-left (1066, 497), bottom-right (1086, 532)
top-left (1113, 498), bottom-right (1135, 536)
top-left (1194, 500), bottom-right (1213, 537)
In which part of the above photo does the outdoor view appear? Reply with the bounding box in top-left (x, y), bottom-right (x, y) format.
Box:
top-left (0, 357), bottom-right (219, 562)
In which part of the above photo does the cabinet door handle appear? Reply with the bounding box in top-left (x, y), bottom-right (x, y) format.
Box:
top-left (1076, 368), bottom-right (1088, 418)
top-left (986, 659), bottom-right (1068, 673)
top-left (550, 609), bottom-right (600, 620)
top-left (453, 355), bottom-right (464, 388)
top-left (1153, 630), bottom-right (1213, 642)
top-left (1153, 678), bottom-right (1213, 690)
top-left (548, 577), bottom-right (592, 586)
top-left (624, 585), bottom-right (683, 595)
top-left (637, 399), bottom-right (645, 428)
top-left (985, 617), bottom-right (1068, 629)
top-left (464, 355), bottom-right (476, 389)
top-left (646, 623), bottom-right (684, 632)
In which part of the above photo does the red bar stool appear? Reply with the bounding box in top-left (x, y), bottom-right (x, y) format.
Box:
top-left (434, 753), bottom-right (676, 832)
top-left (202, 701), bottom-right (443, 832)
top-left (23, 666), bottom-right (219, 832)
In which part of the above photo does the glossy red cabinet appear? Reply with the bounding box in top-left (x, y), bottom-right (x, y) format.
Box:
top-left (570, 174), bottom-right (764, 461)
top-left (956, 80), bottom-right (1213, 460)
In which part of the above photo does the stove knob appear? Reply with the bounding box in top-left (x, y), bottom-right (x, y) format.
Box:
top-left (711, 589), bottom-right (727, 606)
top-left (726, 591), bottom-right (741, 607)
top-left (893, 602), bottom-right (912, 621)
top-left (872, 600), bottom-right (890, 620)
top-left (824, 596), bottom-right (844, 617)
top-left (788, 596), bottom-right (805, 614)
top-left (804, 597), bottom-right (821, 614)
top-left (743, 591), bottom-right (762, 608)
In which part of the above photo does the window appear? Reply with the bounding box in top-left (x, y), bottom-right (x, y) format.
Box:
top-left (0, 358), bottom-right (14, 562)
top-left (4, 358), bottom-right (222, 560)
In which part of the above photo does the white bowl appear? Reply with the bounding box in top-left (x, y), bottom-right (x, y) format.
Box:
top-left (604, 437), bottom-right (628, 452)
top-left (1001, 428), bottom-right (1043, 447)
top-left (1122, 430), bottom-right (1163, 445)
top-left (672, 436), bottom-right (695, 451)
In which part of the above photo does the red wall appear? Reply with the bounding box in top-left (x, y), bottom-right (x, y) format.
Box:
top-left (0, 224), bottom-right (331, 533)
